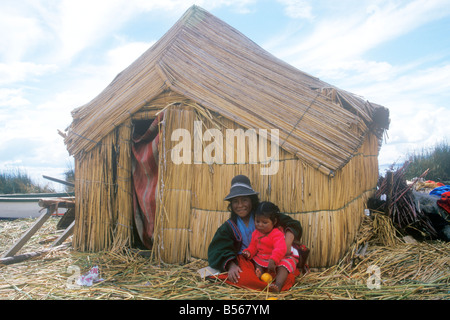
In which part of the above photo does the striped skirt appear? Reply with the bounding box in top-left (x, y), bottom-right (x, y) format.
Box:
top-left (253, 246), bottom-right (299, 273)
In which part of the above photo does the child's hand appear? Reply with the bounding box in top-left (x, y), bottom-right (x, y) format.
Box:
top-left (268, 259), bottom-right (276, 273)
top-left (242, 250), bottom-right (251, 259)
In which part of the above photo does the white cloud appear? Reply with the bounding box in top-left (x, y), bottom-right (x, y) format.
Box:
top-left (0, 88), bottom-right (30, 108)
top-left (130, 0), bottom-right (258, 15)
top-left (361, 61), bottom-right (450, 167)
top-left (106, 41), bottom-right (155, 72)
top-left (0, 88), bottom-right (78, 186)
top-left (0, 62), bottom-right (58, 85)
top-left (0, 0), bottom-right (161, 66)
top-left (0, 2), bottom-right (45, 62)
top-left (273, 0), bottom-right (450, 74)
top-left (277, 0), bottom-right (314, 20)
top-left (32, 0), bottom-right (139, 63)
top-left (1, 0), bottom-right (258, 66)
top-left (0, 38), bottom-right (159, 191)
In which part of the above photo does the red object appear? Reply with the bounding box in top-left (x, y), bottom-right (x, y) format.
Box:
top-left (243, 228), bottom-right (287, 265)
top-left (437, 191), bottom-right (450, 214)
top-left (212, 255), bottom-right (299, 291)
top-left (131, 113), bottom-right (164, 249)
top-left (243, 227), bottom-right (299, 273)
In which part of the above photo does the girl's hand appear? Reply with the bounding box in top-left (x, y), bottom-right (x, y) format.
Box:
top-left (226, 262), bottom-right (242, 283)
top-left (242, 250), bottom-right (251, 259)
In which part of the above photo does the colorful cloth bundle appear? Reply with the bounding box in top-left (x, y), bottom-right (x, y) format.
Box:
top-left (437, 191), bottom-right (450, 214)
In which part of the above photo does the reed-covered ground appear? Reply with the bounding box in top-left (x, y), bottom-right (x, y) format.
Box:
top-left (1, 215), bottom-right (448, 300)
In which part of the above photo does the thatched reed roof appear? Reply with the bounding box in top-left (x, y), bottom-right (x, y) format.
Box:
top-left (64, 5), bottom-right (389, 176)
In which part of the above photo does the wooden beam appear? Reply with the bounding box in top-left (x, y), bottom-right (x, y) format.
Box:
top-left (1, 206), bottom-right (54, 258)
top-left (38, 198), bottom-right (75, 209)
top-left (42, 175), bottom-right (75, 187)
top-left (0, 244), bottom-right (68, 265)
top-left (0, 249), bottom-right (48, 265)
top-left (52, 221), bottom-right (75, 247)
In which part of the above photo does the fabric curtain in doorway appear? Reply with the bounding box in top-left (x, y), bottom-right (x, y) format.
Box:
top-left (131, 112), bottom-right (165, 249)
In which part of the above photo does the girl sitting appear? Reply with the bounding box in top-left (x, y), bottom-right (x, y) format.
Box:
top-left (242, 201), bottom-right (300, 292)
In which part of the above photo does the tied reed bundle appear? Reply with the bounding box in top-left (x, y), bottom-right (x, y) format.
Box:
top-left (112, 119), bottom-right (134, 250)
top-left (73, 121), bottom-right (135, 252)
top-left (372, 212), bottom-right (403, 247)
top-left (73, 131), bottom-right (116, 252)
top-left (374, 163), bottom-right (437, 238)
top-left (153, 105), bottom-right (195, 263)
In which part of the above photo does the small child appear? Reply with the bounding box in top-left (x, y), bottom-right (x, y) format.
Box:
top-left (242, 201), bottom-right (299, 292)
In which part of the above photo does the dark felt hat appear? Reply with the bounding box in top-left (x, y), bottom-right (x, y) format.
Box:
top-left (224, 175), bottom-right (259, 201)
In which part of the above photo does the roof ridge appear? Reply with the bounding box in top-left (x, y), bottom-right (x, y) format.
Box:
top-left (152, 5), bottom-right (209, 86)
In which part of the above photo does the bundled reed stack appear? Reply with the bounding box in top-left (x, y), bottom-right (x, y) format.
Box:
top-left (371, 163), bottom-right (438, 239)
top-left (112, 119), bottom-right (134, 249)
top-left (63, 5), bottom-right (389, 267)
top-left (154, 105), bottom-right (195, 263)
top-left (72, 121), bottom-right (134, 252)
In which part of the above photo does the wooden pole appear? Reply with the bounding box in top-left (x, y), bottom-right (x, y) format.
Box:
top-left (52, 221), bottom-right (75, 247)
top-left (385, 171), bottom-right (393, 216)
top-left (1, 206), bottom-right (54, 258)
top-left (42, 175), bottom-right (75, 187)
top-left (0, 244), bottom-right (68, 265)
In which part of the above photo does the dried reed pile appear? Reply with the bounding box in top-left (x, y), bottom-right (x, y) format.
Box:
top-left (1, 217), bottom-right (448, 300)
top-left (371, 211), bottom-right (403, 247)
top-left (300, 214), bottom-right (450, 300)
top-left (285, 240), bottom-right (449, 300)
top-left (373, 163), bottom-right (437, 237)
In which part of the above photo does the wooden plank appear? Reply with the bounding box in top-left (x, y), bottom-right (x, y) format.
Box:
top-left (42, 175), bottom-right (75, 187)
top-left (52, 221), bottom-right (75, 247)
top-left (385, 171), bottom-right (393, 216)
top-left (0, 244), bottom-right (68, 265)
top-left (1, 206), bottom-right (54, 258)
top-left (0, 249), bottom-right (48, 265)
top-left (38, 198), bottom-right (75, 209)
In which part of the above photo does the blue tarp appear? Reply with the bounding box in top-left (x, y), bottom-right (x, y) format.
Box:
top-left (430, 185), bottom-right (450, 197)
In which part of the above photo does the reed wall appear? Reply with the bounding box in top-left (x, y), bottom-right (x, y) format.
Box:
top-left (73, 119), bottom-right (134, 252)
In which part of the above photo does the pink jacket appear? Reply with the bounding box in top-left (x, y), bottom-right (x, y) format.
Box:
top-left (243, 227), bottom-right (287, 265)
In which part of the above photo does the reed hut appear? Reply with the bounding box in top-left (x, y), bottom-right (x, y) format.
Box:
top-left (64, 5), bottom-right (389, 268)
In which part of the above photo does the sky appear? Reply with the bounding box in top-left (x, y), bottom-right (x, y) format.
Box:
top-left (1, 0), bottom-right (449, 191)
